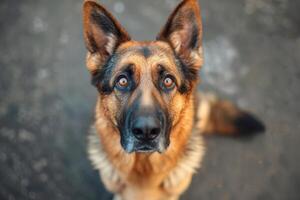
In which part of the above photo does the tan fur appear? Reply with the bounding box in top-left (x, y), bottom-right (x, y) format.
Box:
top-left (86, 52), bottom-right (102, 73)
top-left (83, 0), bottom-right (206, 199)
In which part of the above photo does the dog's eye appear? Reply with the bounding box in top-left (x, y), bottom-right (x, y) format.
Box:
top-left (116, 75), bottom-right (129, 89)
top-left (162, 76), bottom-right (175, 90)
top-left (164, 77), bottom-right (173, 87)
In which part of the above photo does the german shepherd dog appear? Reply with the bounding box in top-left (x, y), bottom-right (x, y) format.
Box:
top-left (82, 0), bottom-right (264, 199)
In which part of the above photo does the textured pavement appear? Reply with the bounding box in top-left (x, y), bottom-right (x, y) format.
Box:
top-left (0, 0), bottom-right (300, 200)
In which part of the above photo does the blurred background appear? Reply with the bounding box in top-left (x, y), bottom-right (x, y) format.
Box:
top-left (1, 0), bottom-right (300, 199)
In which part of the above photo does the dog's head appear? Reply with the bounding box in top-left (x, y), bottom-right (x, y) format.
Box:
top-left (83, 0), bottom-right (203, 153)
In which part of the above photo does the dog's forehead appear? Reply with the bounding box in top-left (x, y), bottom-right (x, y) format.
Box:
top-left (114, 41), bottom-right (177, 71)
top-left (117, 41), bottom-right (172, 54)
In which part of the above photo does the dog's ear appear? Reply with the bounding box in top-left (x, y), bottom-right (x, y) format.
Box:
top-left (157, 0), bottom-right (203, 70)
top-left (83, 0), bottom-right (131, 73)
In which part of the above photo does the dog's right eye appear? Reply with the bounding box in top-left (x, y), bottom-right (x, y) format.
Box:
top-left (115, 75), bottom-right (129, 90)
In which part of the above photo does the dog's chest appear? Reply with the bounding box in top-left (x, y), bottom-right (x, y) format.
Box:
top-left (88, 126), bottom-right (205, 193)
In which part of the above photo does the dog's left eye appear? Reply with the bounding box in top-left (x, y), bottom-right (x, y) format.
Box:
top-left (162, 75), bottom-right (175, 90)
top-left (164, 77), bottom-right (173, 87)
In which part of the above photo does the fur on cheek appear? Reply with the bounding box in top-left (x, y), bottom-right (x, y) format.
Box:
top-left (169, 93), bottom-right (189, 126)
top-left (101, 95), bottom-right (121, 126)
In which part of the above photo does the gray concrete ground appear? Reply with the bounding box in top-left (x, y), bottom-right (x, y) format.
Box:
top-left (0, 0), bottom-right (300, 199)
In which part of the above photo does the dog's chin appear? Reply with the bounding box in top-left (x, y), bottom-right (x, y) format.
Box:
top-left (134, 145), bottom-right (158, 153)
top-left (121, 142), bottom-right (162, 154)
top-left (121, 137), bottom-right (169, 154)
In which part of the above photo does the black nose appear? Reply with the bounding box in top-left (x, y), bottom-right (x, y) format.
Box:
top-left (132, 116), bottom-right (161, 140)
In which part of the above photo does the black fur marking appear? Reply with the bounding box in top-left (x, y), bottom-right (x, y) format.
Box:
top-left (140, 47), bottom-right (152, 58)
top-left (114, 64), bottom-right (136, 93)
top-left (234, 113), bottom-right (266, 135)
top-left (183, 11), bottom-right (199, 50)
top-left (178, 84), bottom-right (189, 94)
top-left (91, 54), bottom-right (119, 94)
top-left (90, 8), bottom-right (120, 37)
top-left (190, 22), bottom-right (199, 49)
top-left (174, 55), bottom-right (199, 94)
top-left (86, 32), bottom-right (99, 53)
top-left (118, 90), bottom-right (171, 153)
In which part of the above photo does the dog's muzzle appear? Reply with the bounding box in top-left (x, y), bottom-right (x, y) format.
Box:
top-left (119, 105), bottom-right (169, 154)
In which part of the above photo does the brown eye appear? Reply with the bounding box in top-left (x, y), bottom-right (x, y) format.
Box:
top-left (117, 77), bottom-right (128, 88)
top-left (163, 77), bottom-right (174, 88)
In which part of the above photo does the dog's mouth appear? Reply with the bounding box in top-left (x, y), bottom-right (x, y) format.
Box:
top-left (135, 144), bottom-right (157, 153)
top-left (120, 128), bottom-right (170, 154)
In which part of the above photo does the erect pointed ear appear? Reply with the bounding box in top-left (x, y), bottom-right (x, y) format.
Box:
top-left (157, 0), bottom-right (203, 70)
top-left (83, 0), bottom-right (131, 73)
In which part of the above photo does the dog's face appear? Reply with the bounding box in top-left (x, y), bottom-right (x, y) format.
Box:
top-left (83, 0), bottom-right (203, 153)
